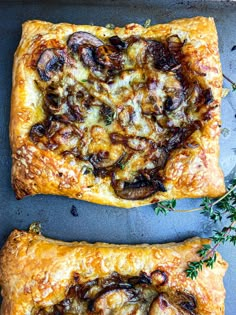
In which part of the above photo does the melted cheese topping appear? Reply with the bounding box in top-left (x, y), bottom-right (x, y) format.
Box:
top-left (30, 32), bottom-right (213, 199)
top-left (35, 272), bottom-right (196, 315)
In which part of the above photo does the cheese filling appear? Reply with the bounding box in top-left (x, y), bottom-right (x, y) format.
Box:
top-left (29, 31), bottom-right (214, 200)
top-left (35, 271), bottom-right (197, 315)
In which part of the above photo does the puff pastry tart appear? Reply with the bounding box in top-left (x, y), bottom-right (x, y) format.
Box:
top-left (10, 17), bottom-right (225, 207)
top-left (0, 229), bottom-right (228, 315)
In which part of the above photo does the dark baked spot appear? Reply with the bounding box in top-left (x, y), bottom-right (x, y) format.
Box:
top-left (231, 45), bottom-right (236, 51)
top-left (70, 205), bottom-right (78, 217)
top-left (95, 45), bottom-right (123, 70)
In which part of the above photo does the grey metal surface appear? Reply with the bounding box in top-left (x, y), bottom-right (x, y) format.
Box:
top-left (0, 0), bottom-right (235, 313)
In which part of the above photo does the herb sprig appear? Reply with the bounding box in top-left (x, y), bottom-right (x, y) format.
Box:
top-left (29, 222), bottom-right (42, 234)
top-left (100, 105), bottom-right (116, 126)
top-left (143, 19), bottom-right (151, 28)
top-left (105, 23), bottom-right (115, 30)
top-left (154, 179), bottom-right (236, 279)
top-left (154, 199), bottom-right (176, 215)
top-left (223, 73), bottom-right (236, 91)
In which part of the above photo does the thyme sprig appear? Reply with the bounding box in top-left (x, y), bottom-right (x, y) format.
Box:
top-left (154, 199), bottom-right (176, 215)
top-left (186, 221), bottom-right (235, 279)
top-left (223, 73), bottom-right (236, 91)
top-left (29, 222), bottom-right (42, 234)
top-left (154, 179), bottom-right (236, 279)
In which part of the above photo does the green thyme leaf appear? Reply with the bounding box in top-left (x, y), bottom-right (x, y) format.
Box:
top-left (154, 178), bottom-right (236, 280)
top-left (210, 210), bottom-right (223, 222)
top-left (227, 212), bottom-right (236, 222)
top-left (200, 197), bottom-right (213, 214)
top-left (81, 165), bottom-right (93, 175)
top-left (143, 18), bottom-right (151, 28)
top-left (197, 244), bottom-right (211, 257)
top-left (100, 105), bottom-right (116, 126)
top-left (221, 128), bottom-right (230, 137)
top-left (223, 73), bottom-right (236, 92)
top-left (29, 222), bottom-right (41, 234)
top-left (186, 261), bottom-right (204, 280)
top-left (154, 199), bottom-right (176, 215)
top-left (105, 23), bottom-right (115, 30)
top-left (205, 253), bottom-right (217, 268)
top-left (211, 230), bottom-right (228, 244)
top-left (119, 163), bottom-right (126, 170)
top-left (105, 112), bottom-right (115, 125)
top-left (154, 205), bottom-right (169, 216)
top-left (229, 235), bottom-right (236, 245)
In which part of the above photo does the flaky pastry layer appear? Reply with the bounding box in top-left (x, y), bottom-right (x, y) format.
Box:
top-left (0, 230), bottom-right (228, 315)
top-left (10, 17), bottom-right (225, 207)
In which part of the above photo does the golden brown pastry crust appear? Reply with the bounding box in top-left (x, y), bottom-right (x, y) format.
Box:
top-left (0, 230), bottom-right (227, 315)
top-left (10, 17), bottom-right (225, 207)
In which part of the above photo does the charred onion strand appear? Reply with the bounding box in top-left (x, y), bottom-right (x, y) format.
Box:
top-left (147, 40), bottom-right (179, 72)
top-left (95, 45), bottom-right (123, 69)
top-left (109, 35), bottom-right (127, 50)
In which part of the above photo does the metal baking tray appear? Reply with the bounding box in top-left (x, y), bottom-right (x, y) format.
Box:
top-left (0, 0), bottom-right (235, 313)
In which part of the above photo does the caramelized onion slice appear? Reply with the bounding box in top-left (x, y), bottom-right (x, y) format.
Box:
top-left (176, 292), bottom-right (196, 314)
top-left (149, 148), bottom-right (168, 170)
top-left (100, 272), bottom-right (124, 288)
top-left (118, 105), bottom-right (135, 127)
top-left (126, 38), bottom-right (148, 66)
top-left (37, 49), bottom-right (65, 81)
top-left (164, 94), bottom-right (183, 112)
top-left (67, 31), bottom-right (103, 52)
top-left (202, 88), bottom-right (213, 105)
top-left (109, 36), bottom-right (127, 50)
top-left (110, 133), bottom-right (155, 152)
top-left (151, 270), bottom-right (168, 286)
top-left (128, 272), bottom-right (151, 285)
top-left (30, 123), bottom-right (46, 143)
top-left (45, 92), bottom-right (61, 113)
top-left (88, 284), bottom-right (139, 312)
top-left (149, 291), bottom-right (197, 315)
top-left (149, 293), bottom-right (179, 315)
top-left (187, 83), bottom-right (214, 107)
top-left (90, 151), bottom-right (115, 169)
top-left (81, 279), bottom-right (99, 299)
top-left (167, 35), bottom-right (183, 63)
top-left (167, 121), bottom-right (201, 151)
top-left (146, 40), bottom-right (179, 72)
top-left (95, 45), bottom-right (123, 70)
top-left (163, 74), bottom-right (184, 112)
top-left (110, 132), bottom-right (127, 144)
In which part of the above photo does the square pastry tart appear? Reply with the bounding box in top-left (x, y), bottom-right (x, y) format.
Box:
top-left (10, 17), bottom-right (225, 207)
top-left (0, 229), bottom-right (228, 315)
